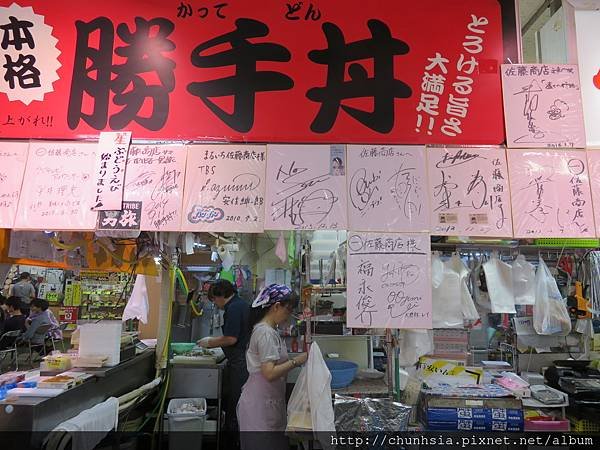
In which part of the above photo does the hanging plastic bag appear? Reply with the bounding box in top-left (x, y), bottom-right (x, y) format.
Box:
top-left (534, 257), bottom-right (572, 336)
top-left (472, 257), bottom-right (492, 311)
top-left (287, 342), bottom-right (335, 433)
top-left (511, 254), bottom-right (536, 305)
top-left (448, 254), bottom-right (479, 322)
top-left (431, 253), bottom-right (463, 328)
top-left (397, 329), bottom-right (434, 367)
top-left (483, 253), bottom-right (516, 314)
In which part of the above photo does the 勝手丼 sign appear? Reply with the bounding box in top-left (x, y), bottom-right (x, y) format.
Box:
top-left (0, 0), bottom-right (505, 144)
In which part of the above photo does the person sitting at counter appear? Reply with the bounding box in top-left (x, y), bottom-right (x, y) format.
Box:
top-left (196, 280), bottom-right (250, 449)
top-left (20, 298), bottom-right (55, 346)
top-left (2, 297), bottom-right (26, 335)
top-left (27, 298), bottom-right (62, 341)
top-left (237, 284), bottom-right (308, 450)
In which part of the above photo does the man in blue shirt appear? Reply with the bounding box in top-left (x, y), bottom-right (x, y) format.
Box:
top-left (197, 280), bottom-right (249, 448)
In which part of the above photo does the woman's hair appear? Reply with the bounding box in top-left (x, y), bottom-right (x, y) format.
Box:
top-left (248, 288), bottom-right (298, 332)
top-left (332, 157), bottom-right (344, 167)
top-left (31, 298), bottom-right (49, 311)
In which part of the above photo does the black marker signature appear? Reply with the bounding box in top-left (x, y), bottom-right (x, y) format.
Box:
top-left (349, 168), bottom-right (382, 215)
top-left (272, 161), bottom-right (336, 226)
top-left (435, 149), bottom-right (486, 169)
top-left (125, 171), bottom-right (154, 190)
top-left (513, 80), bottom-right (569, 144)
top-left (388, 164), bottom-right (422, 219)
top-left (387, 291), bottom-right (421, 319)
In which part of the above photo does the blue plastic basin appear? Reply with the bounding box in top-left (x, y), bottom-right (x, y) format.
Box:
top-left (325, 360), bottom-right (358, 389)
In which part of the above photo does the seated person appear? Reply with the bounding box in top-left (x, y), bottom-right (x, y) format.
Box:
top-left (28, 299), bottom-right (62, 341)
top-left (2, 297), bottom-right (26, 334)
top-left (21, 298), bottom-right (53, 345)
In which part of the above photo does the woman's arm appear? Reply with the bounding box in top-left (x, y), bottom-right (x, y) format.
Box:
top-left (260, 353), bottom-right (307, 382)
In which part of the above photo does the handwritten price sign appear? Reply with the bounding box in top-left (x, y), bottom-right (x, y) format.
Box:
top-left (508, 149), bottom-right (595, 238)
top-left (427, 146), bottom-right (513, 237)
top-left (501, 64), bottom-right (586, 149)
top-left (265, 144), bottom-right (347, 230)
top-left (181, 144), bottom-right (266, 232)
top-left (347, 145), bottom-right (429, 232)
top-left (347, 231), bottom-right (432, 329)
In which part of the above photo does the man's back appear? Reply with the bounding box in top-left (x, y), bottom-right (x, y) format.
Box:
top-left (12, 281), bottom-right (35, 305)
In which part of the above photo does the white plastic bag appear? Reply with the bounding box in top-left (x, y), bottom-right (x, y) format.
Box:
top-left (397, 329), bottom-right (434, 367)
top-left (287, 342), bottom-right (335, 433)
top-left (511, 255), bottom-right (536, 305)
top-left (432, 253), bottom-right (463, 328)
top-left (448, 254), bottom-right (479, 322)
top-left (472, 257), bottom-right (492, 311)
top-left (483, 253), bottom-right (516, 314)
top-left (534, 257), bottom-right (571, 336)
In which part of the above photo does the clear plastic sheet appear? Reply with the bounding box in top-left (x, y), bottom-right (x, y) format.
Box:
top-left (333, 395), bottom-right (412, 432)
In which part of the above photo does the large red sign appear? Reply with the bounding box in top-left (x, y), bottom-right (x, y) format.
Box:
top-left (0, 0), bottom-right (506, 144)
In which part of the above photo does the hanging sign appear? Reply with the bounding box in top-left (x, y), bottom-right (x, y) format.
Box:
top-left (586, 150), bottom-right (600, 237)
top-left (0, 0), bottom-right (505, 144)
top-left (0, 141), bottom-right (28, 228)
top-left (507, 149), bottom-right (595, 238)
top-left (427, 146), bottom-right (513, 237)
top-left (265, 144), bottom-right (347, 230)
top-left (346, 145), bottom-right (429, 232)
top-left (15, 141), bottom-right (97, 230)
top-left (501, 64), bottom-right (586, 149)
top-left (347, 231), bottom-right (432, 329)
top-left (97, 201), bottom-right (142, 232)
top-left (122, 143), bottom-right (186, 231)
top-left (181, 144), bottom-right (266, 232)
top-left (92, 131), bottom-right (132, 210)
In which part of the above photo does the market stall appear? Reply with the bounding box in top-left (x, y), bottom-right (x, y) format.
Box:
top-left (1, 0), bottom-right (600, 449)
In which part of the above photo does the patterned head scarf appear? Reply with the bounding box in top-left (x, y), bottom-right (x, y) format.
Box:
top-left (252, 284), bottom-right (292, 309)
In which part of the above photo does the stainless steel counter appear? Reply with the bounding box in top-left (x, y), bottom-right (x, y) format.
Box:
top-left (0, 350), bottom-right (155, 448)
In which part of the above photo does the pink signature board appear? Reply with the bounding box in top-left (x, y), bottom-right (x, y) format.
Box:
top-left (427, 147), bottom-right (513, 237)
top-left (0, 141), bottom-right (28, 228)
top-left (346, 145), bottom-right (429, 232)
top-left (507, 149), bottom-right (595, 238)
top-left (265, 144), bottom-right (347, 230)
top-left (586, 151), bottom-right (600, 237)
top-left (501, 64), bottom-right (586, 149)
top-left (346, 231), bottom-right (432, 329)
top-left (181, 145), bottom-right (266, 233)
top-left (123, 144), bottom-right (187, 231)
top-left (15, 141), bottom-right (98, 230)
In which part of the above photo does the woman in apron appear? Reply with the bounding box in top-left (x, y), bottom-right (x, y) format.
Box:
top-left (237, 284), bottom-right (308, 450)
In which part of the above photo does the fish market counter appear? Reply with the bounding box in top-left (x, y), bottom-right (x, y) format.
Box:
top-left (0, 350), bottom-right (155, 448)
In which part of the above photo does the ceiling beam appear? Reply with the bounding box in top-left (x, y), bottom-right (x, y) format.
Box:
top-left (522, 0), bottom-right (562, 35)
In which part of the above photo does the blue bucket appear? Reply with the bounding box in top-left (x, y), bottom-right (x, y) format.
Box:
top-left (325, 360), bottom-right (358, 389)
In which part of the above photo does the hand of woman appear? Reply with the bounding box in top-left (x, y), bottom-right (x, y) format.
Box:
top-left (294, 352), bottom-right (308, 366)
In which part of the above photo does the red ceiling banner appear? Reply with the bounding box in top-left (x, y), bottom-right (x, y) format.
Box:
top-left (0, 0), bottom-right (506, 144)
